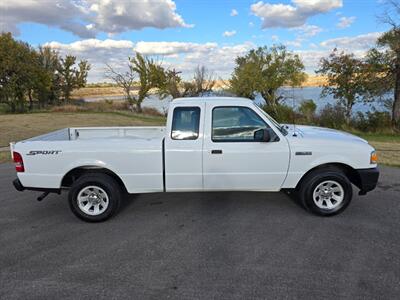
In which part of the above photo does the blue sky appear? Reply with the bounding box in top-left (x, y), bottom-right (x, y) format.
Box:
top-left (1, 0), bottom-right (391, 81)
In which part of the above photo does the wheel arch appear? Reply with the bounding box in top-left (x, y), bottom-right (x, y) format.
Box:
top-left (295, 163), bottom-right (362, 191)
top-left (61, 166), bottom-right (128, 193)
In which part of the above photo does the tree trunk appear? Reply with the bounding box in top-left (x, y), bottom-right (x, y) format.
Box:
top-left (136, 102), bottom-right (142, 113)
top-left (393, 60), bottom-right (400, 127)
top-left (65, 90), bottom-right (70, 104)
top-left (345, 111), bottom-right (351, 125)
top-left (28, 90), bottom-right (33, 111)
top-left (10, 101), bottom-right (16, 113)
top-left (345, 98), bottom-right (354, 125)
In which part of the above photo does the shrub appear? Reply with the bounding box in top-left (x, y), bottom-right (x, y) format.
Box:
top-left (263, 104), bottom-right (297, 123)
top-left (141, 107), bottom-right (164, 117)
top-left (50, 105), bottom-right (88, 113)
top-left (50, 101), bottom-right (129, 113)
top-left (351, 110), bottom-right (392, 132)
top-left (317, 104), bottom-right (347, 129)
top-left (0, 103), bottom-right (10, 113)
top-left (298, 99), bottom-right (317, 123)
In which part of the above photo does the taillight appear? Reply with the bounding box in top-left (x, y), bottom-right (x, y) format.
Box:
top-left (13, 152), bottom-right (25, 172)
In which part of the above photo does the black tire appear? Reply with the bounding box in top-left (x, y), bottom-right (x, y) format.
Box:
top-left (298, 167), bottom-right (353, 216)
top-left (68, 173), bottom-right (121, 222)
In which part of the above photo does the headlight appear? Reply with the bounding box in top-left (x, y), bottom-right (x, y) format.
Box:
top-left (370, 151), bottom-right (378, 164)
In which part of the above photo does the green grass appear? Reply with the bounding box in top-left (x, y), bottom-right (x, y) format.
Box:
top-left (356, 132), bottom-right (400, 143)
top-left (344, 131), bottom-right (400, 167)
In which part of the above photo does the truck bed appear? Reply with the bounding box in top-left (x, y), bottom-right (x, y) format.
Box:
top-left (21, 127), bottom-right (166, 142)
top-left (12, 126), bottom-right (166, 193)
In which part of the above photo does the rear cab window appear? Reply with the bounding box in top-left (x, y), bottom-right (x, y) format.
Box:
top-left (171, 107), bottom-right (201, 140)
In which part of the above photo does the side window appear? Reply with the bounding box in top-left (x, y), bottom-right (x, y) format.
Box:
top-left (212, 106), bottom-right (273, 142)
top-left (171, 107), bottom-right (201, 140)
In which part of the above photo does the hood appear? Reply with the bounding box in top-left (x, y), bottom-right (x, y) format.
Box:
top-left (283, 124), bottom-right (368, 144)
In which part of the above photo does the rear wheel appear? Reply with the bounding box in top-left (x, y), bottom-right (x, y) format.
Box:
top-left (298, 167), bottom-right (353, 216)
top-left (68, 174), bottom-right (121, 222)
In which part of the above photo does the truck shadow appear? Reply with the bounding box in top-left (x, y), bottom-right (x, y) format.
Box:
top-left (119, 190), bottom-right (306, 216)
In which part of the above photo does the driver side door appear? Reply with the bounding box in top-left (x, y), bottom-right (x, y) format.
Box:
top-left (202, 104), bottom-right (290, 191)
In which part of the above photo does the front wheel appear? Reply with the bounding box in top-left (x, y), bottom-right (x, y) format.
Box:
top-left (298, 167), bottom-right (353, 216)
top-left (68, 174), bottom-right (121, 222)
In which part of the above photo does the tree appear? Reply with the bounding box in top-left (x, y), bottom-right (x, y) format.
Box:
top-left (158, 65), bottom-right (216, 99)
top-left (362, 0), bottom-right (400, 127)
top-left (105, 53), bottom-right (164, 112)
top-left (299, 99), bottom-right (317, 123)
top-left (157, 68), bottom-right (189, 99)
top-left (130, 52), bottom-right (164, 112)
top-left (316, 49), bottom-right (366, 123)
top-left (35, 46), bottom-right (61, 107)
top-left (0, 33), bottom-right (91, 112)
top-left (229, 45), bottom-right (306, 108)
top-left (105, 63), bottom-right (136, 105)
top-left (0, 33), bottom-right (39, 112)
top-left (58, 55), bottom-right (90, 102)
top-left (189, 66), bottom-right (216, 96)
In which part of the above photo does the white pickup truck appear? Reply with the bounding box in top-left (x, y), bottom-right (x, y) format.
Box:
top-left (11, 97), bottom-right (379, 222)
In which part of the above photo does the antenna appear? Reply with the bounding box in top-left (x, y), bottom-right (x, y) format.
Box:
top-left (292, 85), bottom-right (297, 137)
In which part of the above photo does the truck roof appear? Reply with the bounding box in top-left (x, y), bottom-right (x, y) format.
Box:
top-left (172, 97), bottom-right (253, 105)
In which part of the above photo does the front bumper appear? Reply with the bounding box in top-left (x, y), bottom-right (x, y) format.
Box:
top-left (356, 167), bottom-right (379, 195)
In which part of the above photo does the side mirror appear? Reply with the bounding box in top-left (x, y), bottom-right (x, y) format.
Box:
top-left (254, 129), bottom-right (271, 142)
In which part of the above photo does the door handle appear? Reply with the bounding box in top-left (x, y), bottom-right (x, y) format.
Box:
top-left (211, 149), bottom-right (223, 154)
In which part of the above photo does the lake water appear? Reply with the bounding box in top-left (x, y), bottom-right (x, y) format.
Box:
top-left (276, 87), bottom-right (388, 114)
top-left (83, 87), bottom-right (389, 115)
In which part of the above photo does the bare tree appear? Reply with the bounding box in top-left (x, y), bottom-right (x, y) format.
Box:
top-left (379, 0), bottom-right (400, 28)
top-left (156, 65), bottom-right (217, 99)
top-left (105, 63), bottom-right (136, 107)
top-left (191, 66), bottom-right (216, 96)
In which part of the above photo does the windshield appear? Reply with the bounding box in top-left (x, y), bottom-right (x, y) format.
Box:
top-left (253, 105), bottom-right (288, 136)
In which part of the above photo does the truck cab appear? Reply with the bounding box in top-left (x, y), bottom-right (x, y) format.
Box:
top-left (165, 98), bottom-right (290, 192)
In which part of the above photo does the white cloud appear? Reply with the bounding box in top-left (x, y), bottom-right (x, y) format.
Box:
top-left (86, 0), bottom-right (193, 35)
top-left (0, 0), bottom-right (191, 38)
top-left (285, 24), bottom-right (322, 49)
top-left (230, 9), bottom-right (238, 16)
top-left (45, 39), bottom-right (254, 82)
top-left (134, 41), bottom-right (218, 56)
top-left (293, 24), bottom-right (323, 37)
top-left (286, 40), bottom-right (303, 48)
top-left (0, 0), bottom-right (92, 37)
top-left (43, 32), bottom-right (382, 82)
top-left (46, 39), bottom-right (135, 51)
top-left (251, 0), bottom-right (342, 28)
top-left (294, 49), bottom-right (329, 72)
top-left (45, 39), bottom-right (135, 82)
top-left (336, 16), bottom-right (356, 28)
top-left (296, 32), bottom-right (382, 72)
top-left (320, 32), bottom-right (382, 50)
top-left (271, 35), bottom-right (279, 41)
top-left (223, 30), bottom-right (237, 37)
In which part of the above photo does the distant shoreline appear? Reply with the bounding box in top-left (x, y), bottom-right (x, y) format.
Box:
top-left (73, 75), bottom-right (327, 99)
top-left (299, 75), bottom-right (327, 87)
